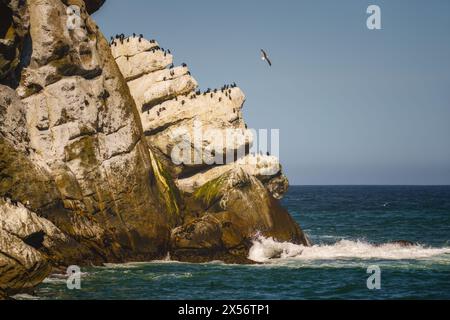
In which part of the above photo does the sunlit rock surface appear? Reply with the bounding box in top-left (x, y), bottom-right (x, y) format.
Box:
top-left (114, 35), bottom-right (307, 263)
top-left (0, 0), bottom-right (308, 298)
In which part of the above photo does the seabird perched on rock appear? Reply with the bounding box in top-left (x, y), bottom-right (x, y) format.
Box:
top-left (133, 33), bottom-right (136, 37)
top-left (219, 97), bottom-right (222, 102)
top-left (261, 49), bottom-right (272, 66)
top-left (181, 100), bottom-right (185, 105)
top-left (167, 49), bottom-right (171, 54)
top-left (182, 63), bottom-right (187, 67)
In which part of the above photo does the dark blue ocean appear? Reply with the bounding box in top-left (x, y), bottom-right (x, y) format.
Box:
top-left (26, 186), bottom-right (450, 300)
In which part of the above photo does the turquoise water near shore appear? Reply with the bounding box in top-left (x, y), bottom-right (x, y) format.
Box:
top-left (30, 186), bottom-right (450, 300)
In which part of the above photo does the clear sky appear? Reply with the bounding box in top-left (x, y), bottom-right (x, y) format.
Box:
top-left (93, 0), bottom-right (450, 185)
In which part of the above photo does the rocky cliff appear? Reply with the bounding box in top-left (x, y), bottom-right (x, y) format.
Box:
top-left (111, 36), bottom-right (308, 262)
top-left (0, 0), bottom-right (308, 298)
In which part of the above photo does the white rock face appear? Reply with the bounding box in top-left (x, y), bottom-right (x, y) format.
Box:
top-left (112, 36), bottom-right (289, 197)
top-left (0, 200), bottom-right (67, 243)
top-left (177, 154), bottom-right (282, 193)
top-left (111, 37), bottom-right (173, 81)
top-left (111, 37), bottom-right (159, 59)
top-left (116, 51), bottom-right (173, 81)
top-left (128, 67), bottom-right (197, 109)
top-left (140, 87), bottom-right (245, 133)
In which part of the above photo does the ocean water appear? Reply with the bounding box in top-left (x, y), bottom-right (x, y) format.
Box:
top-left (31, 186), bottom-right (450, 300)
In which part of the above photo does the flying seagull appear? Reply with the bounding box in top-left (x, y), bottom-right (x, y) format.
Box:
top-left (260, 49), bottom-right (272, 66)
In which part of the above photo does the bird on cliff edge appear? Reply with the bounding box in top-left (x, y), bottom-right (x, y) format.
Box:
top-left (260, 49), bottom-right (272, 67)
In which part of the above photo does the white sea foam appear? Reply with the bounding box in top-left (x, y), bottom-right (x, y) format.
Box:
top-left (42, 276), bottom-right (67, 284)
top-left (42, 271), bottom-right (90, 284)
top-left (149, 272), bottom-right (193, 280)
top-left (11, 293), bottom-right (40, 300)
top-left (103, 262), bottom-right (152, 269)
top-left (248, 236), bottom-right (450, 263)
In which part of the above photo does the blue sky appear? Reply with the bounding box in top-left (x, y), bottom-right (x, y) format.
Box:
top-left (93, 0), bottom-right (450, 185)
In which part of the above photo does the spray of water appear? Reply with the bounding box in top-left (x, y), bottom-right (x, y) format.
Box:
top-left (248, 235), bottom-right (450, 263)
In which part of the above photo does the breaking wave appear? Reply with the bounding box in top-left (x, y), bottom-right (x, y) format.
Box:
top-left (11, 293), bottom-right (40, 300)
top-left (248, 236), bottom-right (450, 263)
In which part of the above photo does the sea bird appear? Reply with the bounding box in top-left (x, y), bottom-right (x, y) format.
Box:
top-left (260, 49), bottom-right (272, 66)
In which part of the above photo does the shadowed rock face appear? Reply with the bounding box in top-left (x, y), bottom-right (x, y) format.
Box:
top-left (82, 0), bottom-right (105, 14)
top-left (0, 0), bottom-right (308, 297)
